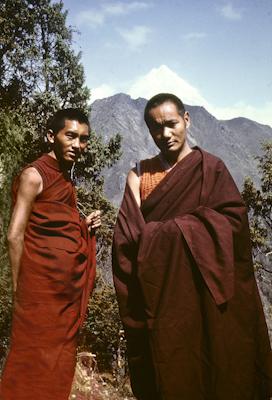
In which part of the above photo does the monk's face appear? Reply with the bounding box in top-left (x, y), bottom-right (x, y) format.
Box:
top-left (47, 119), bottom-right (89, 164)
top-left (147, 101), bottom-right (190, 162)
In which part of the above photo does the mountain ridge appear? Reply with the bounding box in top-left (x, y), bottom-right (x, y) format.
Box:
top-left (90, 93), bottom-right (272, 206)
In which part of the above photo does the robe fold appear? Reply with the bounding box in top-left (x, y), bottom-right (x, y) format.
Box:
top-left (112, 148), bottom-right (272, 400)
top-left (0, 154), bottom-right (96, 400)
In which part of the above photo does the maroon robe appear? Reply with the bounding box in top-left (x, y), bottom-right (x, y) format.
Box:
top-left (112, 148), bottom-right (272, 400)
top-left (0, 154), bottom-right (96, 400)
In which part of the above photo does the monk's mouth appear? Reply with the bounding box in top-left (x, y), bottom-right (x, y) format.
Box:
top-left (67, 151), bottom-right (77, 158)
top-left (166, 142), bottom-right (175, 148)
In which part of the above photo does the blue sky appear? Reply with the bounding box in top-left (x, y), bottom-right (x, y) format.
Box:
top-left (62, 0), bottom-right (272, 127)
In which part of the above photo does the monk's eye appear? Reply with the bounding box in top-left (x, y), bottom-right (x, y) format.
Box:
top-left (167, 122), bottom-right (177, 128)
top-left (151, 125), bottom-right (163, 134)
top-left (80, 136), bottom-right (89, 143)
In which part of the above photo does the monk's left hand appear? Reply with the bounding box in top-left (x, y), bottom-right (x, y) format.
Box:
top-left (85, 210), bottom-right (101, 231)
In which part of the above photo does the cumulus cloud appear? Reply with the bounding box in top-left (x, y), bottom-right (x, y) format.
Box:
top-left (118, 25), bottom-right (151, 49)
top-left (182, 32), bottom-right (207, 40)
top-left (91, 84), bottom-right (116, 102)
top-left (76, 1), bottom-right (151, 28)
top-left (220, 3), bottom-right (242, 20)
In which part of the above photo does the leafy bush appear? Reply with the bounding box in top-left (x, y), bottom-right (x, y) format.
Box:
top-left (79, 271), bottom-right (123, 371)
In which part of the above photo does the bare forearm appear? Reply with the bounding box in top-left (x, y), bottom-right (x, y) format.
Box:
top-left (8, 238), bottom-right (24, 293)
top-left (127, 168), bottom-right (141, 207)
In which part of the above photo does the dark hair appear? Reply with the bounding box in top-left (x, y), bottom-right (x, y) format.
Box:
top-left (144, 93), bottom-right (186, 127)
top-left (47, 108), bottom-right (90, 135)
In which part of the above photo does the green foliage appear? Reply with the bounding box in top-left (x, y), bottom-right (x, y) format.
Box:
top-left (0, 110), bottom-right (42, 242)
top-left (242, 142), bottom-right (272, 267)
top-left (74, 133), bottom-right (122, 371)
top-left (0, 109), bottom-right (42, 367)
top-left (75, 132), bottom-right (122, 262)
top-left (0, 0), bottom-right (90, 125)
top-left (79, 272), bottom-right (123, 371)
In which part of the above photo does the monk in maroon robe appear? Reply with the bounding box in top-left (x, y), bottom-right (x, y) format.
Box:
top-left (0, 109), bottom-right (100, 400)
top-left (112, 93), bottom-right (272, 399)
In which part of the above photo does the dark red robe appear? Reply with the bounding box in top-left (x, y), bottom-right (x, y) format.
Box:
top-left (0, 154), bottom-right (96, 400)
top-left (112, 148), bottom-right (272, 400)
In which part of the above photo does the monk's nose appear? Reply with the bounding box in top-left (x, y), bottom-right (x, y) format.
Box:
top-left (162, 127), bottom-right (172, 138)
top-left (72, 137), bottom-right (80, 149)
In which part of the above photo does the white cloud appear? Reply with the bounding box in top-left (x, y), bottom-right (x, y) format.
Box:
top-left (211, 102), bottom-right (272, 127)
top-left (220, 3), bottom-right (242, 20)
top-left (90, 65), bottom-right (272, 127)
top-left (102, 2), bottom-right (150, 16)
top-left (183, 32), bottom-right (207, 40)
top-left (76, 2), bottom-right (151, 28)
top-left (91, 84), bottom-right (116, 102)
top-left (128, 65), bottom-right (211, 108)
top-left (76, 10), bottom-right (105, 28)
top-left (118, 25), bottom-right (151, 49)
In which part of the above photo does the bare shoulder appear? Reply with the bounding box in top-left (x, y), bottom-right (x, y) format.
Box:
top-left (127, 167), bottom-right (141, 206)
top-left (18, 167), bottom-right (43, 195)
top-left (127, 167), bottom-right (140, 187)
top-left (20, 166), bottom-right (42, 181)
top-left (8, 167), bottom-right (43, 242)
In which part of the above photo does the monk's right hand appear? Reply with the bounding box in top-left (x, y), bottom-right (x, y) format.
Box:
top-left (85, 210), bottom-right (101, 231)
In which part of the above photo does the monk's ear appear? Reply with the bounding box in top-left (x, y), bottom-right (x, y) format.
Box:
top-left (184, 111), bottom-right (190, 129)
top-left (47, 129), bottom-right (55, 144)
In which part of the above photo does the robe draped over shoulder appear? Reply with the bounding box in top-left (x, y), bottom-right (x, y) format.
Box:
top-left (112, 148), bottom-right (272, 400)
top-left (0, 154), bottom-right (96, 400)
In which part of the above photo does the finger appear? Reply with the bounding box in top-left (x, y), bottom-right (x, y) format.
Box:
top-left (86, 213), bottom-right (94, 222)
top-left (91, 221), bottom-right (101, 228)
top-left (92, 220), bottom-right (101, 227)
top-left (86, 210), bottom-right (100, 220)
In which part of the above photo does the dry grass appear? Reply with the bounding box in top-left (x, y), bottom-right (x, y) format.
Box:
top-left (69, 352), bottom-right (135, 400)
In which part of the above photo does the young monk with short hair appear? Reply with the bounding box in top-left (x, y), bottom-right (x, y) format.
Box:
top-left (1, 108), bottom-right (100, 400)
